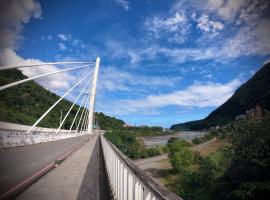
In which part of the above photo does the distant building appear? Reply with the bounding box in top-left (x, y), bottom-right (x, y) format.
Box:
top-left (123, 123), bottom-right (132, 128)
top-left (246, 104), bottom-right (263, 120)
top-left (162, 128), bottom-right (172, 132)
top-left (235, 104), bottom-right (263, 121)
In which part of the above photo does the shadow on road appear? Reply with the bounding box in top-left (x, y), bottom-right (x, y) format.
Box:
top-left (77, 136), bottom-right (111, 200)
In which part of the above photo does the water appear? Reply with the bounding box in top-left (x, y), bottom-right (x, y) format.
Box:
top-left (142, 131), bottom-right (208, 147)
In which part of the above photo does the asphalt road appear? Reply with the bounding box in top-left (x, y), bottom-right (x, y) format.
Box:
top-left (0, 134), bottom-right (91, 196)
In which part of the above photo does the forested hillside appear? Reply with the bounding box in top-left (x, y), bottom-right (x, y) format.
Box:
top-left (0, 69), bottom-right (124, 129)
top-left (171, 62), bottom-right (270, 130)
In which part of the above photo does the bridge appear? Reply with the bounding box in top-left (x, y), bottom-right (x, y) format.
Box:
top-left (0, 58), bottom-right (182, 200)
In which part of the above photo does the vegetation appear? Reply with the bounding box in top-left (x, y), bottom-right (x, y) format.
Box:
top-left (0, 69), bottom-right (125, 129)
top-left (171, 62), bottom-right (270, 130)
top-left (104, 130), bottom-right (167, 159)
top-left (166, 113), bottom-right (270, 200)
top-left (95, 112), bottom-right (125, 130)
top-left (191, 131), bottom-right (217, 145)
top-left (0, 69), bottom-right (171, 160)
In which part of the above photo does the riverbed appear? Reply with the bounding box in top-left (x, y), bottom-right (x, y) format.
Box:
top-left (142, 131), bottom-right (208, 147)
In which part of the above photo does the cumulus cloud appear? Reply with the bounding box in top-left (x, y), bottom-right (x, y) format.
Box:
top-left (0, 0), bottom-right (41, 50)
top-left (114, 78), bottom-right (241, 114)
top-left (0, 1), bottom-right (78, 92)
top-left (0, 1), bottom-right (78, 91)
top-left (200, 0), bottom-right (246, 22)
top-left (137, 14), bottom-right (270, 64)
top-left (220, 18), bottom-right (270, 58)
top-left (195, 14), bottom-right (224, 36)
top-left (0, 48), bottom-right (75, 90)
top-left (190, 0), bottom-right (269, 25)
top-left (236, 0), bottom-right (270, 25)
top-left (144, 12), bottom-right (189, 43)
top-left (113, 0), bottom-right (129, 10)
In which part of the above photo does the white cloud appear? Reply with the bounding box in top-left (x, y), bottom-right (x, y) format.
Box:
top-left (113, 0), bottom-right (129, 10)
top-left (220, 18), bottom-right (270, 58)
top-left (58, 43), bottom-right (67, 51)
top-left (114, 78), bottom-right (241, 114)
top-left (190, 0), bottom-right (269, 26)
top-left (105, 40), bottom-right (142, 65)
top-left (138, 16), bottom-right (270, 64)
top-left (47, 35), bottom-right (52, 41)
top-left (201, 0), bottom-right (246, 22)
top-left (0, 48), bottom-right (75, 90)
top-left (144, 12), bottom-right (189, 43)
top-left (0, 0), bottom-right (41, 50)
top-left (195, 14), bottom-right (224, 36)
top-left (41, 35), bottom-right (52, 41)
top-left (139, 45), bottom-right (216, 64)
top-left (98, 66), bottom-right (181, 92)
top-left (236, 0), bottom-right (269, 25)
top-left (57, 33), bottom-right (71, 41)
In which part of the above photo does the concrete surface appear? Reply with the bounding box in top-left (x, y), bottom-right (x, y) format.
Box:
top-left (134, 154), bottom-right (168, 170)
top-left (0, 134), bottom-right (90, 196)
top-left (16, 135), bottom-right (111, 200)
top-left (0, 121), bottom-right (90, 149)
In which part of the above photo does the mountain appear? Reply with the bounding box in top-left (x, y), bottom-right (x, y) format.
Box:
top-left (171, 62), bottom-right (270, 130)
top-left (0, 69), bottom-right (124, 130)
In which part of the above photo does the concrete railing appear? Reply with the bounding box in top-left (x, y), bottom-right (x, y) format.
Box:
top-left (0, 121), bottom-right (90, 149)
top-left (101, 134), bottom-right (182, 200)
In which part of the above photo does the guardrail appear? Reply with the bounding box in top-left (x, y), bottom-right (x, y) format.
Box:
top-left (101, 134), bottom-right (183, 200)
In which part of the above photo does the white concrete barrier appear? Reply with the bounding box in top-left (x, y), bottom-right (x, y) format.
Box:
top-left (0, 121), bottom-right (90, 149)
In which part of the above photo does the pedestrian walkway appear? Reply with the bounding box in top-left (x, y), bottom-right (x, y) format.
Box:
top-left (16, 134), bottom-right (111, 200)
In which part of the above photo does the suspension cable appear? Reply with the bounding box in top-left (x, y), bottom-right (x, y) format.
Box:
top-left (68, 92), bottom-right (88, 133)
top-left (78, 93), bottom-right (90, 133)
top-left (76, 91), bottom-right (90, 133)
top-left (55, 70), bottom-right (94, 134)
top-left (81, 103), bottom-right (89, 133)
top-left (27, 71), bottom-right (93, 133)
top-left (0, 61), bottom-right (95, 71)
top-left (0, 64), bottom-right (92, 91)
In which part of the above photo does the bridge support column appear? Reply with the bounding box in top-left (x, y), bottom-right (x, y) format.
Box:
top-left (87, 57), bottom-right (100, 134)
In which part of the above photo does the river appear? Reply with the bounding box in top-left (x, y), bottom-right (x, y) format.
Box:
top-left (142, 131), bottom-right (208, 147)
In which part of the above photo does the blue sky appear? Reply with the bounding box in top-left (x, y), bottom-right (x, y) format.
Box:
top-left (0, 0), bottom-right (270, 127)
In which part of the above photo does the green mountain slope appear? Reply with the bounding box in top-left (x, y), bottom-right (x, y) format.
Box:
top-left (171, 62), bottom-right (270, 130)
top-left (0, 69), bottom-right (124, 130)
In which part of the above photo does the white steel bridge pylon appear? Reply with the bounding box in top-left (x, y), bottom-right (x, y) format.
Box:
top-left (0, 57), bottom-right (100, 135)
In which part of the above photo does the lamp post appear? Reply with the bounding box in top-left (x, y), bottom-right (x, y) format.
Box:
top-left (60, 109), bottom-right (67, 127)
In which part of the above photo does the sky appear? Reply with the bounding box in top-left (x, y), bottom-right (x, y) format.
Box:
top-left (0, 0), bottom-right (270, 127)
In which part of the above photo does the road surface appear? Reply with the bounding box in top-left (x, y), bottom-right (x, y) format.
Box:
top-left (0, 134), bottom-right (91, 197)
top-left (16, 135), bottom-right (111, 200)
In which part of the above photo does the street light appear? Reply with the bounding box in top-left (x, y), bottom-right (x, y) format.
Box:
top-left (60, 109), bottom-right (67, 127)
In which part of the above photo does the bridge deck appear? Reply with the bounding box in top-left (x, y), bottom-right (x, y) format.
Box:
top-left (16, 135), bottom-right (111, 200)
top-left (0, 134), bottom-right (90, 197)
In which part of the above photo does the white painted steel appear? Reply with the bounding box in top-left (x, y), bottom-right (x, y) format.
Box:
top-left (0, 61), bottom-right (95, 71)
top-left (101, 135), bottom-right (160, 200)
top-left (87, 57), bottom-right (100, 134)
top-left (76, 92), bottom-right (90, 133)
top-left (68, 92), bottom-right (87, 133)
top-left (27, 71), bottom-right (93, 133)
top-left (0, 64), bottom-right (91, 91)
top-left (55, 72), bottom-right (93, 134)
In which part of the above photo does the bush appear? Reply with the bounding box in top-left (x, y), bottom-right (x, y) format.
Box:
top-left (167, 139), bottom-right (193, 172)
